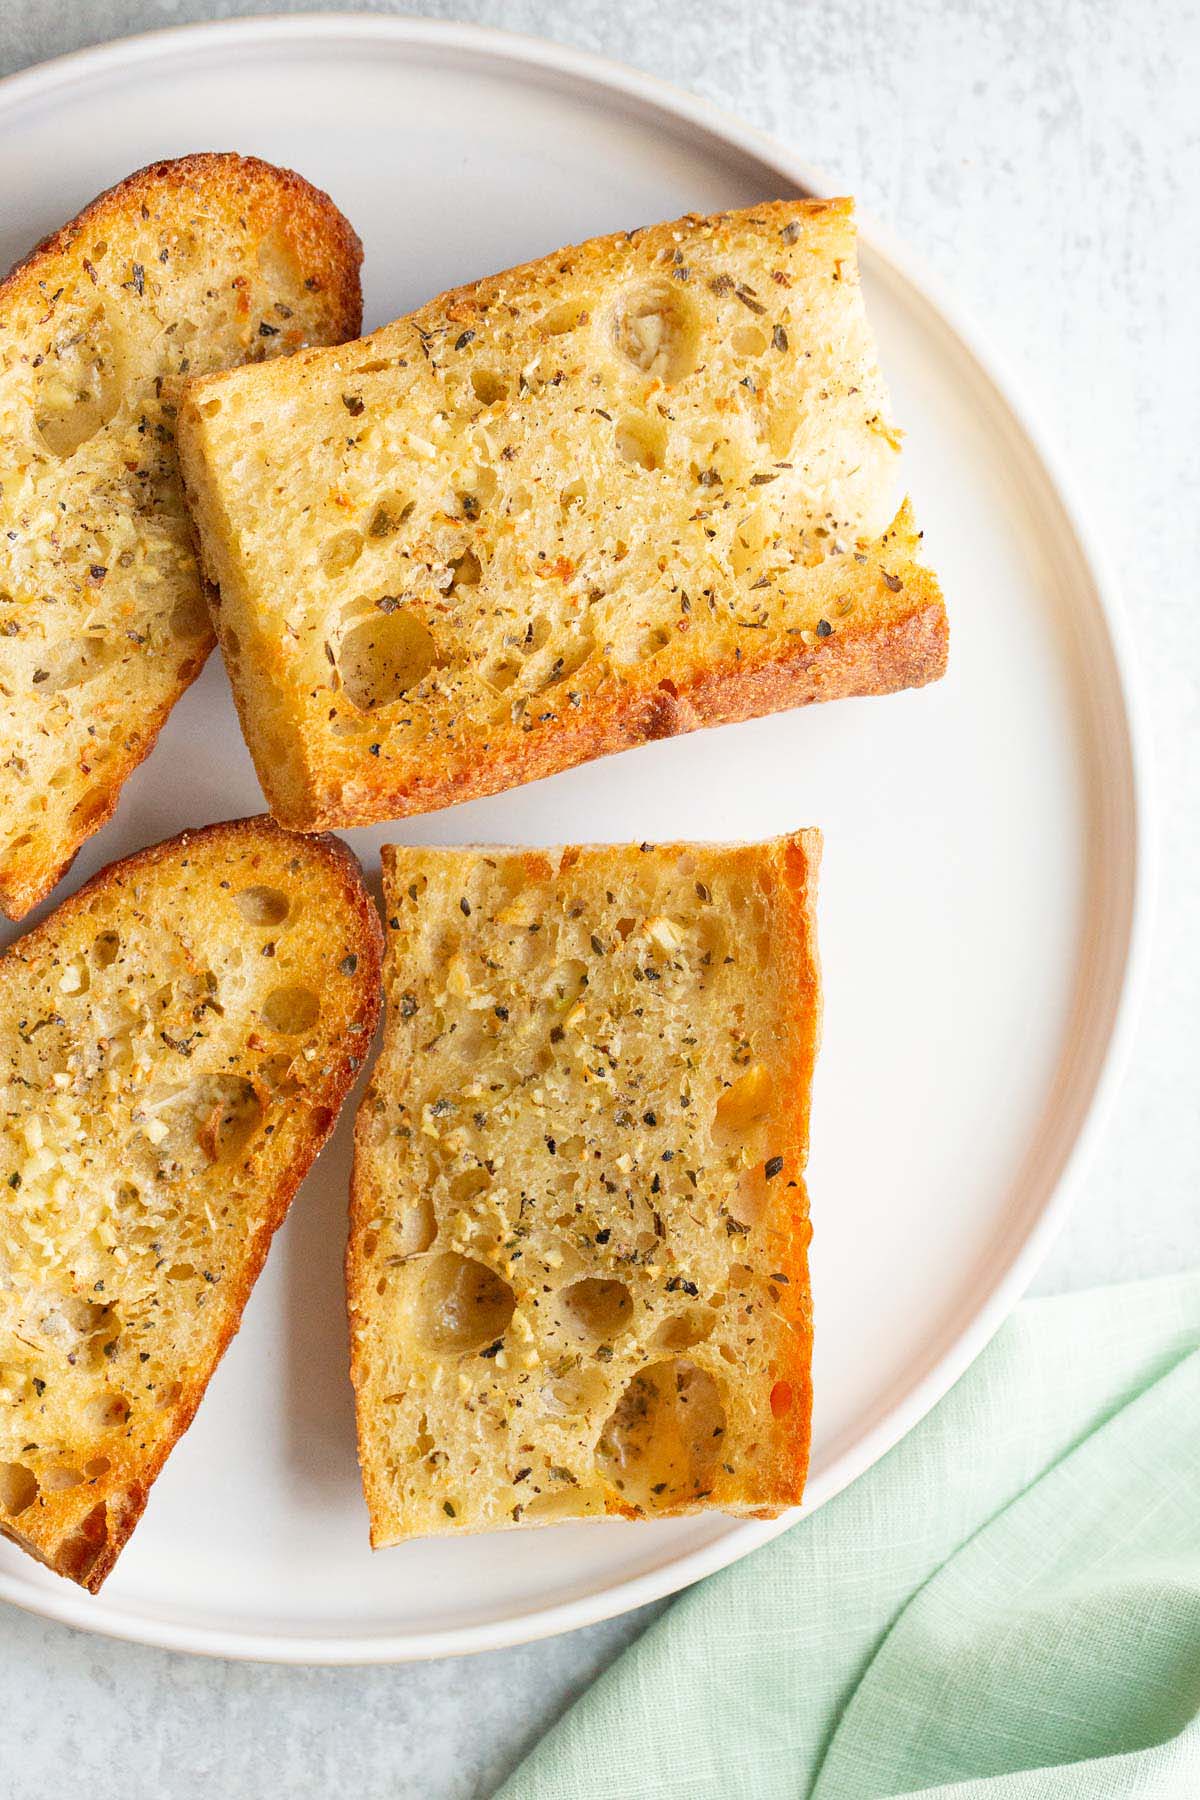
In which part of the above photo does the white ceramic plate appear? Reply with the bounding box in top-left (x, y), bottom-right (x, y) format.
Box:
top-left (0, 15), bottom-right (1148, 1662)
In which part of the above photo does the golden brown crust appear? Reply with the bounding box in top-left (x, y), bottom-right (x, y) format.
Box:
top-left (0, 155), bottom-right (363, 919)
top-left (756, 831), bottom-right (819, 1509)
top-left (287, 581), bottom-right (947, 831)
top-left (4, 154), bottom-right (363, 334)
top-left (0, 816), bottom-right (381, 1589)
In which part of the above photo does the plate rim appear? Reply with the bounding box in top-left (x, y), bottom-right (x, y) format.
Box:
top-left (0, 9), bottom-right (1154, 1663)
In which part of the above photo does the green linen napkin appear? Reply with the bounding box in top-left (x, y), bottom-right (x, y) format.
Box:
top-left (498, 1271), bottom-right (1200, 1799)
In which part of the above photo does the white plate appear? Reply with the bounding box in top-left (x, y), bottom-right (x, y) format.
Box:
top-left (0, 15), bottom-right (1149, 1663)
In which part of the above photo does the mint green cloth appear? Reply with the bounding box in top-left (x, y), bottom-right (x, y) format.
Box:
top-left (499, 1272), bottom-right (1200, 1799)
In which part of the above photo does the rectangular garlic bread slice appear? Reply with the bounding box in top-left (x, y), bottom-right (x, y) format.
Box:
top-left (348, 833), bottom-right (819, 1544)
top-left (0, 155), bottom-right (363, 918)
top-left (0, 817), bottom-right (381, 1589)
top-left (178, 199), bottom-right (947, 832)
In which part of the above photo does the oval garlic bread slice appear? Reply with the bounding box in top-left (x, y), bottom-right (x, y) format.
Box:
top-left (0, 816), bottom-right (381, 1589)
top-left (0, 155), bottom-right (363, 918)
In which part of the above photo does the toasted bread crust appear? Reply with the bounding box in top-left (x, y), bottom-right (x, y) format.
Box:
top-left (0, 816), bottom-right (381, 1589)
top-left (348, 833), bottom-right (819, 1544)
top-left (287, 542), bottom-right (946, 830)
top-left (0, 155), bottom-right (363, 919)
top-left (5, 154), bottom-right (363, 330)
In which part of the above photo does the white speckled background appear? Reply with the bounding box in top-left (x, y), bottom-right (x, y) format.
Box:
top-left (1, 3), bottom-right (1197, 1794)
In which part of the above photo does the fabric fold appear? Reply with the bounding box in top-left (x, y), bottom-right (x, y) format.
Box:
top-left (498, 1272), bottom-right (1200, 1800)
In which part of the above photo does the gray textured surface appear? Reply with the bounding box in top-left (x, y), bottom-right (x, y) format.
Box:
top-left (1, 3), bottom-right (1197, 1796)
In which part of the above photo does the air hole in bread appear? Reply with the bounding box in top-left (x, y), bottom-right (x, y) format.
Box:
top-left (55, 1297), bottom-right (108, 1340)
top-left (447, 1166), bottom-right (490, 1208)
top-left (258, 1050), bottom-right (300, 1096)
top-left (236, 884), bottom-right (290, 927)
top-left (727, 1164), bottom-right (769, 1228)
top-left (535, 630), bottom-right (595, 694)
top-left (83, 1456), bottom-right (111, 1479)
top-left (514, 615), bottom-right (550, 660)
top-left (713, 1064), bottom-right (772, 1138)
top-left (92, 936), bottom-right (121, 979)
top-left (522, 1485), bottom-right (603, 1522)
top-left (41, 1465), bottom-right (84, 1493)
top-left (611, 283), bottom-right (698, 383)
top-left (170, 591), bottom-right (209, 639)
top-left (481, 656), bottom-right (516, 696)
top-left (150, 1065), bottom-right (262, 1166)
top-left (770, 1379), bottom-right (796, 1419)
top-left (732, 324), bottom-right (769, 357)
top-left (396, 1193), bottom-right (438, 1258)
top-left (321, 530), bottom-right (363, 578)
top-left (695, 912), bottom-right (729, 964)
top-left (339, 611), bottom-right (437, 710)
top-left (84, 1393), bottom-right (130, 1431)
top-left (31, 635), bottom-right (121, 693)
top-left (53, 1502), bottom-right (108, 1580)
top-left (164, 1073), bottom-right (262, 1164)
top-left (470, 367), bottom-right (507, 405)
top-left (462, 465), bottom-right (498, 512)
top-left (614, 414), bottom-right (666, 471)
top-left (542, 300), bottom-right (590, 337)
top-left (560, 478), bottom-right (588, 512)
top-left (165, 1263), bottom-right (196, 1283)
top-left (596, 1358), bottom-right (726, 1509)
top-left (652, 1306), bottom-right (718, 1352)
top-left (0, 1462), bottom-right (38, 1515)
top-left (555, 1277), bottom-right (632, 1344)
top-left (70, 788), bottom-right (110, 831)
top-left (56, 955), bottom-right (90, 998)
top-left (34, 304), bottom-right (125, 457)
top-left (198, 397), bottom-right (222, 419)
top-left (367, 494), bottom-right (413, 539)
top-left (411, 1253), bottom-right (515, 1354)
top-left (262, 984), bottom-right (320, 1035)
top-left (449, 549), bottom-right (482, 591)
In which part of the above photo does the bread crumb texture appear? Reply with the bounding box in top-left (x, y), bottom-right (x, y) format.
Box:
top-left (178, 199), bottom-right (946, 831)
top-left (0, 816), bottom-right (380, 1589)
top-left (0, 155), bottom-right (363, 918)
top-left (348, 833), bottom-right (819, 1545)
